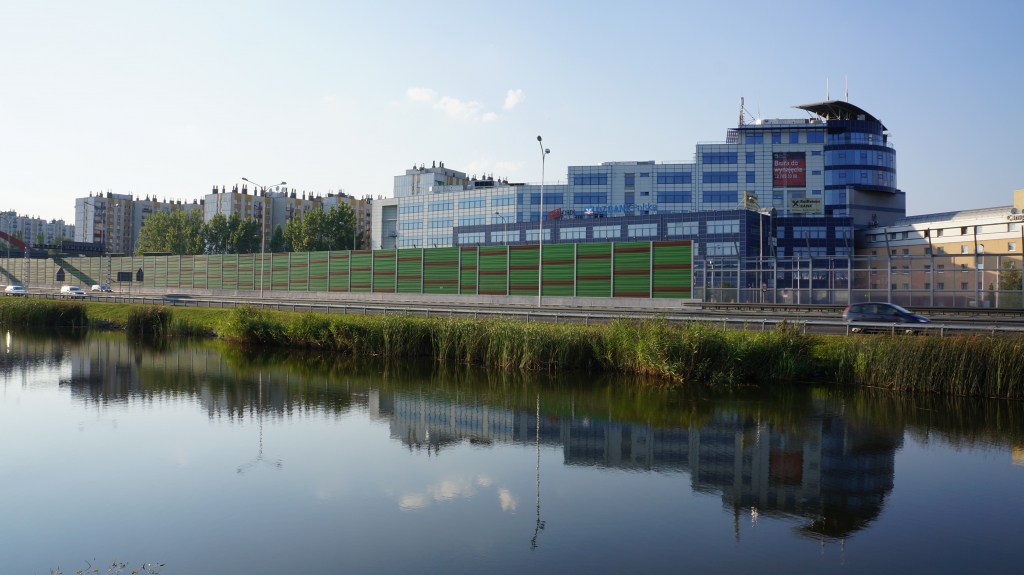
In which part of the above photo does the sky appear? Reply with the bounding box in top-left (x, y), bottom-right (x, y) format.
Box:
top-left (1, 0), bottom-right (1022, 222)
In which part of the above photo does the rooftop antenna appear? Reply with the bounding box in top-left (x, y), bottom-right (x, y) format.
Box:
top-left (845, 75), bottom-right (849, 102)
top-left (826, 78), bottom-right (830, 100)
top-left (739, 97), bottom-right (745, 126)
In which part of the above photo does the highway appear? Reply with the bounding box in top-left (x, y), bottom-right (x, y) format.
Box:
top-left (12, 285), bottom-right (1024, 336)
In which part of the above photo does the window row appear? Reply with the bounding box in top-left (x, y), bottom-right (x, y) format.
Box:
top-left (704, 172), bottom-right (738, 184)
top-left (573, 174), bottom-right (608, 185)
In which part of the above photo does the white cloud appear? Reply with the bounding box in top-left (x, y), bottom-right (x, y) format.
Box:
top-left (503, 89), bottom-right (525, 110)
top-left (495, 161), bottom-right (524, 172)
top-left (399, 494), bottom-right (428, 511)
top-left (481, 112), bottom-right (498, 122)
top-left (406, 87), bottom-right (437, 102)
top-left (498, 488), bottom-right (517, 512)
top-left (434, 96), bottom-right (483, 120)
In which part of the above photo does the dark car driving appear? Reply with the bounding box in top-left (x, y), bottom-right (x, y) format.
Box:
top-left (843, 303), bottom-right (930, 324)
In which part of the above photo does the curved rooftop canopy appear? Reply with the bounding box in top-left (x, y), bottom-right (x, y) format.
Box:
top-left (793, 100), bottom-right (886, 130)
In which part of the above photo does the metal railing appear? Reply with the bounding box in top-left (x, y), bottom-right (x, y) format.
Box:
top-left (26, 292), bottom-right (1024, 337)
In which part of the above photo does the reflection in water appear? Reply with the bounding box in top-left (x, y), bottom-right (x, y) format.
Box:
top-left (4, 331), bottom-right (1023, 544)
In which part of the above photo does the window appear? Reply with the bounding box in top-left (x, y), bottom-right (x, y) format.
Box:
top-left (399, 203), bottom-right (422, 214)
top-left (702, 152), bottom-right (738, 164)
top-left (902, 283), bottom-right (910, 290)
top-left (890, 249), bottom-right (897, 256)
top-left (627, 224), bottom-right (657, 238)
top-left (811, 150), bottom-right (822, 156)
top-left (705, 242), bottom-right (737, 256)
top-left (746, 152), bottom-right (755, 163)
top-left (937, 229), bottom-right (944, 237)
top-left (812, 189), bottom-right (822, 195)
top-left (1009, 223), bottom-right (1018, 232)
top-left (640, 173), bottom-right (649, 177)
top-left (793, 226), bottom-right (826, 239)
top-left (937, 247), bottom-right (946, 254)
top-left (492, 212), bottom-right (514, 224)
top-left (807, 131), bottom-right (824, 144)
top-left (458, 232), bottom-right (484, 245)
top-left (490, 230), bottom-right (520, 243)
top-left (573, 174), bottom-right (608, 185)
top-left (542, 193), bottom-right (562, 205)
top-left (961, 245), bottom-right (969, 254)
top-left (459, 197), bottom-right (486, 209)
top-left (429, 200), bottom-right (453, 211)
top-left (399, 220), bottom-right (422, 230)
top-left (397, 238), bottom-right (421, 248)
top-left (937, 283), bottom-right (945, 290)
top-left (961, 227), bottom-right (968, 235)
top-left (525, 229), bottom-right (551, 242)
top-left (459, 215), bottom-right (485, 227)
top-left (746, 171), bottom-right (756, 183)
top-left (708, 220), bottom-right (740, 234)
top-left (925, 283), bottom-right (932, 290)
top-left (772, 193), bottom-right (784, 200)
top-left (429, 217), bottom-right (453, 228)
top-left (903, 266), bottom-right (909, 274)
top-left (573, 192), bottom-right (607, 205)
top-left (961, 282), bottom-right (969, 290)
top-left (624, 174), bottom-right (635, 188)
top-left (656, 172), bottom-right (691, 184)
top-left (492, 195), bottom-right (515, 207)
top-left (811, 170), bottom-right (821, 175)
top-left (746, 132), bottom-right (764, 144)
top-left (1010, 242), bottom-right (1018, 252)
top-left (426, 235), bottom-right (452, 248)
top-left (657, 192), bottom-right (691, 203)
top-left (593, 225), bottom-right (621, 239)
top-left (924, 247), bottom-right (932, 255)
top-left (560, 227), bottom-right (586, 240)
top-left (978, 244), bottom-right (985, 254)
top-left (703, 191), bottom-right (738, 204)
top-left (871, 250), bottom-right (878, 256)
top-left (903, 249), bottom-right (909, 255)
top-left (961, 264), bottom-right (969, 270)
top-left (772, 132), bottom-right (781, 144)
top-left (703, 172), bottom-right (738, 184)
top-left (667, 222), bottom-right (698, 236)
top-left (789, 132), bottom-right (799, 144)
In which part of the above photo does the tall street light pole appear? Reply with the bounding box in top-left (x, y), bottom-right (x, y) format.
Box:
top-left (242, 178), bottom-right (287, 299)
top-left (495, 212), bottom-right (507, 246)
top-left (537, 136), bottom-right (549, 308)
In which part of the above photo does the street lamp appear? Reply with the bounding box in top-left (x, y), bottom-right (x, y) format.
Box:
top-left (81, 200), bottom-right (121, 286)
top-left (242, 178), bottom-right (287, 299)
top-left (537, 136), bottom-right (550, 308)
top-left (495, 212), bottom-right (508, 246)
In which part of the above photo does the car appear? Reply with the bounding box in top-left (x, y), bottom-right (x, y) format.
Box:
top-left (4, 284), bottom-right (27, 297)
top-left (60, 285), bottom-right (86, 297)
top-left (91, 284), bottom-right (113, 292)
top-left (843, 303), bottom-right (930, 332)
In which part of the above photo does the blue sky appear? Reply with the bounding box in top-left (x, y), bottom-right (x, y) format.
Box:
top-left (1, 0), bottom-right (1021, 222)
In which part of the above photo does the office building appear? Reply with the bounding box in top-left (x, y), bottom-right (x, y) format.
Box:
top-left (372, 99), bottom-right (902, 262)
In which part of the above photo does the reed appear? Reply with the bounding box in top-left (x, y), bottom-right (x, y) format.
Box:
top-left (125, 306), bottom-right (173, 337)
top-left (0, 298), bottom-right (88, 327)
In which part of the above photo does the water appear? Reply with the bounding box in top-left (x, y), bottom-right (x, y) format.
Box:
top-left (1, 331), bottom-right (1022, 574)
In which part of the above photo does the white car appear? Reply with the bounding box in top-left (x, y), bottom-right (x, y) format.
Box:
top-left (4, 285), bottom-right (26, 297)
top-left (60, 285), bottom-right (86, 297)
top-left (91, 284), bottom-right (113, 292)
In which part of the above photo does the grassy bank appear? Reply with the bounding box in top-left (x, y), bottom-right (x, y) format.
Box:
top-left (3, 298), bottom-right (1024, 398)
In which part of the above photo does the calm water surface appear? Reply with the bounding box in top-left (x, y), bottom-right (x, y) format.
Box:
top-left (1, 331), bottom-right (1022, 574)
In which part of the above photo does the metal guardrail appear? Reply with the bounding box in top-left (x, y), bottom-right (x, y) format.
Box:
top-left (23, 292), bottom-right (1024, 337)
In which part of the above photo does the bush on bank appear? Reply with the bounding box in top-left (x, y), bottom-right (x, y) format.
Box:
top-left (0, 298), bottom-right (87, 327)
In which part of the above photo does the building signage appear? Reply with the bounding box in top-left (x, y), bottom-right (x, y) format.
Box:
top-left (773, 152), bottom-right (806, 187)
top-left (1007, 214), bottom-right (1024, 222)
top-left (789, 197), bottom-right (823, 214)
top-left (582, 203), bottom-right (659, 216)
top-left (743, 191), bottom-right (759, 210)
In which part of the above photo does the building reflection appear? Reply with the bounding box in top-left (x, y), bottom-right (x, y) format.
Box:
top-left (6, 334), bottom-right (903, 539)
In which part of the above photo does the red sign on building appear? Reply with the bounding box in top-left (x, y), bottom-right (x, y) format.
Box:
top-left (547, 207), bottom-right (562, 220)
top-left (773, 152), bottom-right (806, 187)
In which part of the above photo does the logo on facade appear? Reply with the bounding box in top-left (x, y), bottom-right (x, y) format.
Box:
top-left (583, 203), bottom-right (659, 216)
top-left (789, 197), bottom-right (823, 214)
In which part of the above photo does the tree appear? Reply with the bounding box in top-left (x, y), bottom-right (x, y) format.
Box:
top-left (135, 209), bottom-right (205, 255)
top-left (999, 260), bottom-right (1022, 308)
top-left (35, 231), bottom-right (45, 246)
top-left (281, 205), bottom-right (359, 252)
top-left (269, 224), bottom-right (286, 253)
top-left (202, 213), bottom-right (261, 255)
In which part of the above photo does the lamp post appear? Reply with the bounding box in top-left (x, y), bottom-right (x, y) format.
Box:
top-left (242, 178), bottom-right (287, 299)
top-left (537, 136), bottom-right (550, 308)
top-left (495, 212), bottom-right (508, 246)
top-left (81, 201), bottom-right (120, 285)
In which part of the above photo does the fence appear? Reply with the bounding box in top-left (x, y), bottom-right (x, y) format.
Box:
top-left (0, 240), bottom-right (694, 299)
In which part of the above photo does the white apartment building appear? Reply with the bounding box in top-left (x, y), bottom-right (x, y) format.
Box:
top-left (74, 192), bottom-right (203, 254)
top-left (0, 211), bottom-right (74, 246)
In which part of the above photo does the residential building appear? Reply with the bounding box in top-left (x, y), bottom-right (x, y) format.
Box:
top-left (74, 192), bottom-right (203, 254)
top-left (0, 211), bottom-right (74, 246)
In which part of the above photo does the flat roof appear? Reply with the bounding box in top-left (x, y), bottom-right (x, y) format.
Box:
top-left (793, 100), bottom-right (886, 130)
top-left (893, 206), bottom-right (1013, 226)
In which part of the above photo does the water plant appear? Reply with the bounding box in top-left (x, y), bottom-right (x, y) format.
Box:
top-left (0, 298), bottom-right (87, 327)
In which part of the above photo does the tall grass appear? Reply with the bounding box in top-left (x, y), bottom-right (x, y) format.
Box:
top-left (221, 305), bottom-right (1024, 398)
top-left (0, 298), bottom-right (87, 327)
top-left (125, 306), bottom-right (173, 337)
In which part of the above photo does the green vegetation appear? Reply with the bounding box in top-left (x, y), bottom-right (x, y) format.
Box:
top-left (0, 298), bottom-right (87, 327)
top-left (125, 305), bottom-right (173, 336)
top-left (202, 212), bottom-right (262, 255)
top-left (282, 204), bottom-right (362, 251)
top-left (134, 209), bottom-right (262, 256)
